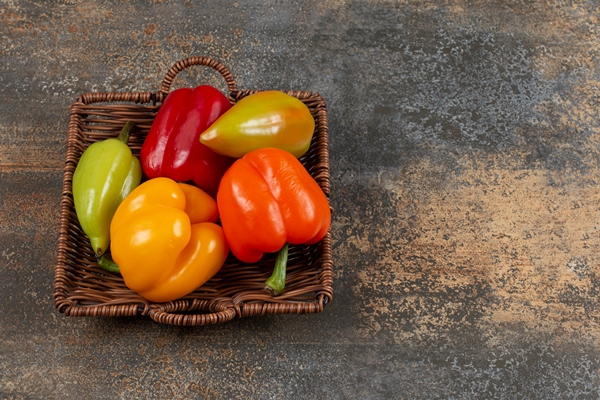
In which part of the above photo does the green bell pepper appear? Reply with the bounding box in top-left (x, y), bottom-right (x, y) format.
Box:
top-left (72, 121), bottom-right (142, 263)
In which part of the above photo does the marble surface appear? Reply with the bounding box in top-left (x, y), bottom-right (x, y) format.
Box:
top-left (2, 1), bottom-right (600, 398)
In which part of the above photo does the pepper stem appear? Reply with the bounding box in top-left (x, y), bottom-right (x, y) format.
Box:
top-left (97, 253), bottom-right (120, 274)
top-left (264, 243), bottom-right (289, 296)
top-left (116, 121), bottom-right (135, 144)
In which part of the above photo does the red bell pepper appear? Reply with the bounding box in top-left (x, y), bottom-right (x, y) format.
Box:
top-left (140, 85), bottom-right (233, 197)
top-left (217, 147), bottom-right (331, 295)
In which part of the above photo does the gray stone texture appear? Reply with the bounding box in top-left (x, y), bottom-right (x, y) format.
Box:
top-left (2, 1), bottom-right (600, 399)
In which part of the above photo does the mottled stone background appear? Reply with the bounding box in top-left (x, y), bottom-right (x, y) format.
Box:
top-left (2, 1), bottom-right (600, 398)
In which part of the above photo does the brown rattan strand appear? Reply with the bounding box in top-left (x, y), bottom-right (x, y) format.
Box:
top-left (149, 299), bottom-right (237, 325)
top-left (230, 285), bottom-right (330, 305)
top-left (54, 58), bottom-right (333, 325)
top-left (301, 94), bottom-right (330, 196)
top-left (229, 89), bottom-right (319, 102)
top-left (65, 304), bottom-right (147, 317)
top-left (55, 107), bottom-right (84, 309)
top-left (74, 103), bottom-right (160, 114)
top-left (160, 56), bottom-right (238, 95)
top-left (238, 297), bottom-right (327, 318)
top-left (78, 91), bottom-right (155, 105)
top-left (79, 119), bottom-right (155, 133)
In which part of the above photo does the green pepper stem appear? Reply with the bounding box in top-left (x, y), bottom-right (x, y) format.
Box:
top-left (264, 243), bottom-right (289, 296)
top-left (116, 121), bottom-right (135, 144)
top-left (97, 254), bottom-right (120, 274)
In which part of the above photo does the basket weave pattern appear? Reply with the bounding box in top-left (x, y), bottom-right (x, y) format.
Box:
top-left (53, 57), bottom-right (333, 326)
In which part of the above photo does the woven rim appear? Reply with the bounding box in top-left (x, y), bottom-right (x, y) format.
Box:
top-left (54, 58), bottom-right (332, 326)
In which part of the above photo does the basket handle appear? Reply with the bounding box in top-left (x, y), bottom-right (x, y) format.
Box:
top-left (148, 298), bottom-right (237, 326)
top-left (160, 56), bottom-right (238, 95)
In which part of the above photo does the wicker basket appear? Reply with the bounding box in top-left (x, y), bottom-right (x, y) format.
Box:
top-left (53, 57), bottom-right (333, 326)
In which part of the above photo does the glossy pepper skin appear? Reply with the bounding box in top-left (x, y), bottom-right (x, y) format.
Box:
top-left (217, 148), bottom-right (331, 295)
top-left (72, 121), bottom-right (142, 258)
top-left (110, 177), bottom-right (228, 303)
top-left (200, 91), bottom-right (315, 159)
top-left (140, 85), bottom-right (233, 197)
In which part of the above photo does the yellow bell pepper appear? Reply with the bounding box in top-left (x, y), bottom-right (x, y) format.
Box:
top-left (109, 177), bottom-right (229, 303)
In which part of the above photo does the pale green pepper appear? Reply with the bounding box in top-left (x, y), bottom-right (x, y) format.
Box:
top-left (199, 91), bottom-right (315, 159)
top-left (72, 122), bottom-right (142, 267)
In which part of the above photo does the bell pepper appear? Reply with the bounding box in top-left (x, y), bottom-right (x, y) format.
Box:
top-left (72, 121), bottom-right (142, 263)
top-left (140, 85), bottom-right (234, 197)
top-left (200, 91), bottom-right (315, 159)
top-left (109, 177), bottom-right (229, 303)
top-left (217, 147), bottom-right (331, 295)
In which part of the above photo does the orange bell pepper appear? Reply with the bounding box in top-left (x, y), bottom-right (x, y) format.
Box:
top-left (217, 148), bottom-right (331, 295)
top-left (109, 177), bottom-right (229, 302)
